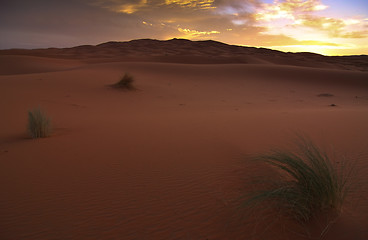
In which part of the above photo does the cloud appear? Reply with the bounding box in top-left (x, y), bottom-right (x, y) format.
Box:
top-left (92, 0), bottom-right (216, 14)
top-left (165, 0), bottom-right (215, 9)
top-left (340, 31), bottom-right (368, 38)
top-left (91, 0), bottom-right (231, 41)
top-left (240, 32), bottom-right (341, 47)
top-left (254, 0), bottom-right (327, 21)
top-left (296, 15), bottom-right (345, 36)
top-left (271, 0), bottom-right (327, 12)
top-left (177, 27), bottom-right (220, 38)
top-left (295, 15), bottom-right (368, 38)
top-left (91, 0), bottom-right (149, 14)
top-left (252, 0), bottom-right (368, 39)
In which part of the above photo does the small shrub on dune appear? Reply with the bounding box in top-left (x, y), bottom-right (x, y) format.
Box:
top-left (243, 136), bottom-right (352, 223)
top-left (112, 73), bottom-right (135, 90)
top-left (27, 107), bottom-right (52, 139)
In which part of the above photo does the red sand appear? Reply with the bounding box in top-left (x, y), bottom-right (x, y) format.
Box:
top-left (0, 45), bottom-right (368, 239)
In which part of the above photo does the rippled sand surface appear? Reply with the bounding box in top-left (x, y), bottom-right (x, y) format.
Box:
top-left (1, 57), bottom-right (367, 239)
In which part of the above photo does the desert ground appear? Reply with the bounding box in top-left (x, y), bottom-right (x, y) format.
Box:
top-left (0, 40), bottom-right (368, 239)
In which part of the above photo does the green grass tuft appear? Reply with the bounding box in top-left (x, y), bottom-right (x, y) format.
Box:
top-left (112, 73), bottom-right (135, 90)
top-left (27, 107), bottom-right (52, 139)
top-left (243, 136), bottom-right (352, 222)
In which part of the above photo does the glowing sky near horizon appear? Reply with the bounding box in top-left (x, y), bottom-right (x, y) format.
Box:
top-left (1, 0), bottom-right (367, 55)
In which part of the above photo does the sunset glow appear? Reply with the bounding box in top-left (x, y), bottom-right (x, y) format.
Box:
top-left (1, 0), bottom-right (367, 55)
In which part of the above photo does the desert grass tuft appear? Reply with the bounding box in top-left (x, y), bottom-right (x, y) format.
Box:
top-left (112, 73), bottom-right (135, 90)
top-left (243, 136), bottom-right (352, 222)
top-left (27, 107), bottom-right (52, 138)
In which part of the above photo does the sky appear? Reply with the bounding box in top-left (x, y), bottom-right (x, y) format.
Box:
top-left (1, 0), bottom-right (367, 55)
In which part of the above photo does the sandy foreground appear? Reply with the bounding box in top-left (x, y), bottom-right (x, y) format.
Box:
top-left (0, 54), bottom-right (368, 240)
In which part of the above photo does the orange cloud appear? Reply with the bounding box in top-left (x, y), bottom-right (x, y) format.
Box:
top-left (94, 0), bottom-right (216, 14)
top-left (273, 0), bottom-right (327, 12)
top-left (142, 21), bottom-right (153, 26)
top-left (243, 33), bottom-right (340, 47)
top-left (165, 0), bottom-right (215, 9)
top-left (296, 15), bottom-right (344, 36)
top-left (340, 31), bottom-right (368, 39)
top-left (93, 0), bottom-right (148, 14)
top-left (178, 27), bottom-right (220, 38)
top-left (296, 15), bottom-right (368, 38)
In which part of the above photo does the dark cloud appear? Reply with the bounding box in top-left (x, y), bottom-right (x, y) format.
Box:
top-left (0, 0), bottom-right (160, 48)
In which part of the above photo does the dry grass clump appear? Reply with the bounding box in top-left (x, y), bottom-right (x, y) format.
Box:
top-left (243, 136), bottom-right (352, 222)
top-left (27, 107), bottom-right (52, 138)
top-left (111, 73), bottom-right (135, 90)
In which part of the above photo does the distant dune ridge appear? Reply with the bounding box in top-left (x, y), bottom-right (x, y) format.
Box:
top-left (1, 38), bottom-right (367, 71)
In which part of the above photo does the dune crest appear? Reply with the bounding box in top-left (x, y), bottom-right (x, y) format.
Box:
top-left (1, 38), bottom-right (367, 71)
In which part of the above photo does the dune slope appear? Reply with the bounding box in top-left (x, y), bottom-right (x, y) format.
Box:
top-left (0, 57), bottom-right (368, 240)
top-left (1, 39), bottom-right (368, 71)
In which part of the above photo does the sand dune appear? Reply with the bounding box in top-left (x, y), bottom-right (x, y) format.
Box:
top-left (0, 55), bottom-right (84, 75)
top-left (1, 39), bottom-right (367, 71)
top-left (0, 44), bottom-right (368, 240)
